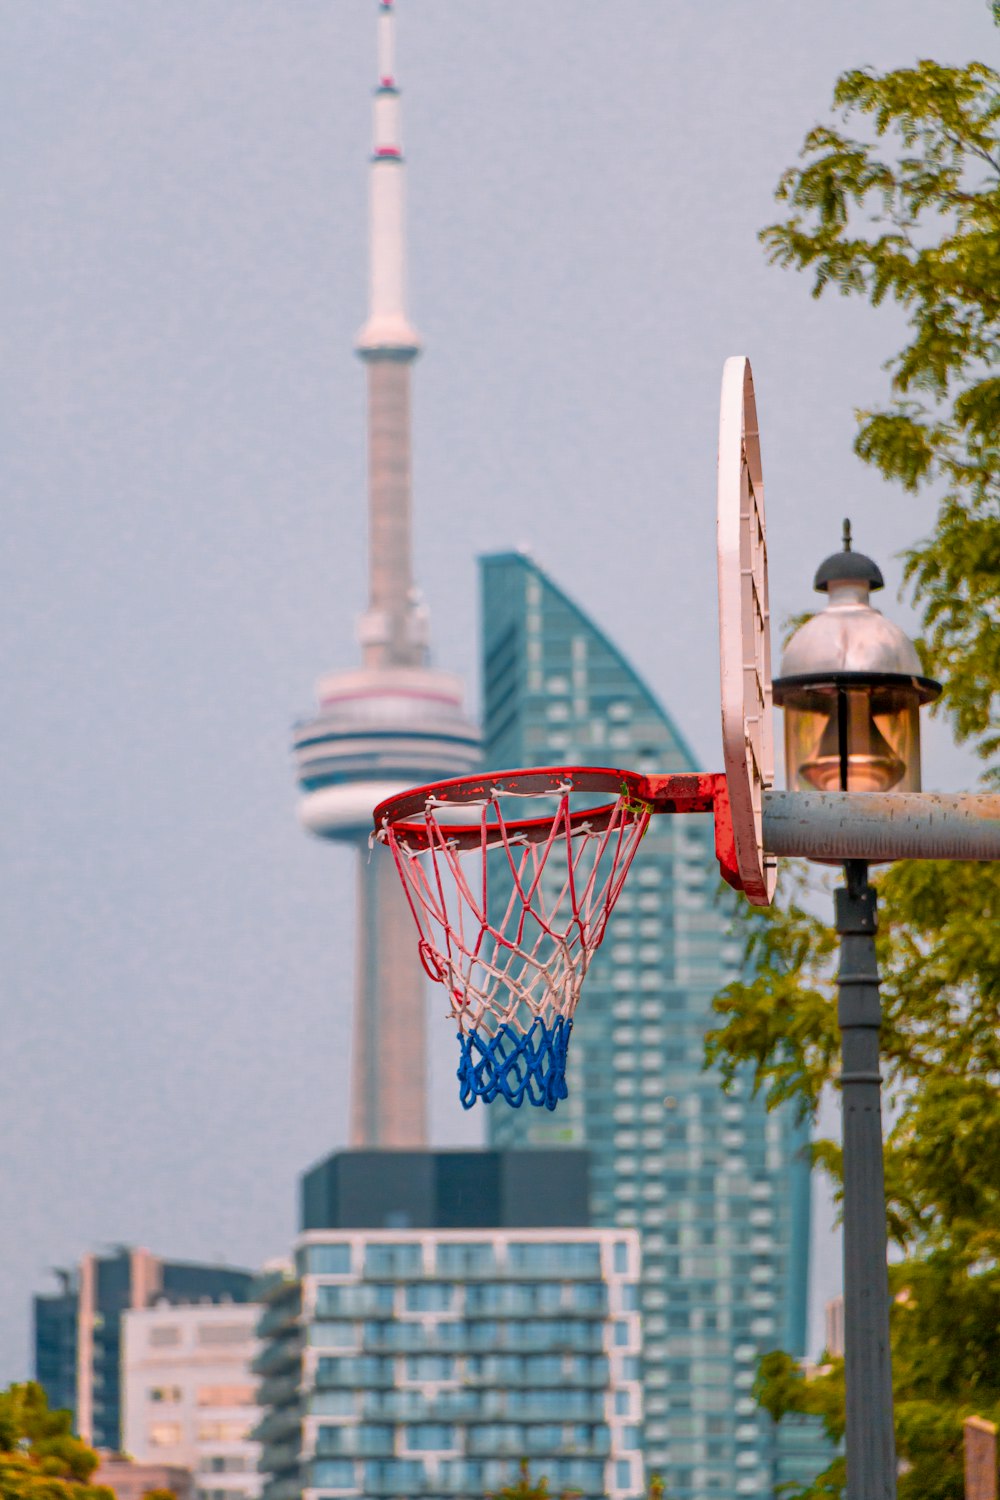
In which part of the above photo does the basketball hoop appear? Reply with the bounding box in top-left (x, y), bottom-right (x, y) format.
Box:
top-left (373, 767), bottom-right (737, 1111)
top-left (372, 358), bottom-right (778, 1110)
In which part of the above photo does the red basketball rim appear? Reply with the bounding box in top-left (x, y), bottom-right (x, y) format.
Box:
top-left (373, 765), bottom-right (652, 852)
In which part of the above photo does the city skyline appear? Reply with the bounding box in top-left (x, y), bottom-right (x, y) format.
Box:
top-left (2, 0), bottom-right (990, 1380)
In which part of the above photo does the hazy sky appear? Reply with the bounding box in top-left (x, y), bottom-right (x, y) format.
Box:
top-left (2, 1), bottom-right (993, 1380)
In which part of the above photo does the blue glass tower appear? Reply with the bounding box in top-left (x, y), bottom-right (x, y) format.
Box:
top-left (480, 552), bottom-right (814, 1497)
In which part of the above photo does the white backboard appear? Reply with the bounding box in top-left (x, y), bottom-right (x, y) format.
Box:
top-left (717, 356), bottom-right (776, 906)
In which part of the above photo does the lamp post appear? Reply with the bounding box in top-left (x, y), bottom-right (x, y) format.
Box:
top-left (772, 522), bottom-right (941, 1500)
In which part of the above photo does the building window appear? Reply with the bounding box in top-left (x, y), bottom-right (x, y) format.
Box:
top-left (404, 1355), bottom-right (455, 1381)
top-left (363, 1460), bottom-right (425, 1491)
top-left (316, 1424), bottom-right (392, 1457)
top-left (196, 1386), bottom-right (256, 1408)
top-left (198, 1456), bottom-right (247, 1474)
top-left (310, 1460), bottom-right (356, 1488)
top-left (508, 1242), bottom-right (600, 1274)
top-left (404, 1424), bottom-right (456, 1451)
top-left (197, 1324), bottom-right (251, 1346)
top-left (405, 1282), bottom-right (454, 1312)
top-left (436, 1243), bottom-right (495, 1276)
top-left (309, 1390), bottom-right (356, 1417)
top-left (148, 1327), bottom-right (180, 1348)
top-left (365, 1243), bottom-right (422, 1278)
top-left (316, 1282), bottom-right (393, 1317)
top-left (309, 1321), bottom-right (357, 1350)
top-left (301, 1243), bottom-right (351, 1275)
top-left (149, 1386), bottom-right (182, 1404)
top-left (196, 1421), bottom-right (251, 1442)
top-left (148, 1422), bottom-right (183, 1447)
top-left (439, 1460), bottom-right (484, 1488)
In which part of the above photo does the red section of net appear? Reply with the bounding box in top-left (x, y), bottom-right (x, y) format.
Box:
top-left (378, 782), bottom-right (651, 1037)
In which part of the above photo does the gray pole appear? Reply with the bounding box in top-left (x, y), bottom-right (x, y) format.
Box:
top-left (837, 859), bottom-right (897, 1500)
top-left (763, 790), bottom-right (1000, 862)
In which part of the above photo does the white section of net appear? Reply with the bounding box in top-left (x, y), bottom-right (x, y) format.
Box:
top-left (380, 787), bottom-right (650, 1037)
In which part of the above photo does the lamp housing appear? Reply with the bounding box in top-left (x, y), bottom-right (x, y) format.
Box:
top-left (772, 527), bottom-right (940, 795)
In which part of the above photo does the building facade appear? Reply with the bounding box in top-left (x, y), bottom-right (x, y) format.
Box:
top-left (254, 1149), bottom-right (644, 1500)
top-left (479, 552), bottom-right (815, 1497)
top-left (33, 1247), bottom-right (254, 1450)
top-left (824, 1295), bottom-right (845, 1359)
top-left (122, 1301), bottom-right (263, 1500)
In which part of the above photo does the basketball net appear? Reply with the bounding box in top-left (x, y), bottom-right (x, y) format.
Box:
top-left (375, 780), bottom-right (650, 1110)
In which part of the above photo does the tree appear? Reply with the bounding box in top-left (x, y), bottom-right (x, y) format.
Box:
top-left (709, 860), bottom-right (1000, 1498)
top-left (760, 36), bottom-right (1000, 770)
top-left (0, 1383), bottom-right (114, 1500)
top-left (485, 1461), bottom-right (667, 1499)
top-left (706, 22), bottom-right (1000, 1500)
top-left (486, 1460), bottom-right (577, 1499)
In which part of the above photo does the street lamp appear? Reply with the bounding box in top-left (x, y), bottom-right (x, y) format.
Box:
top-left (773, 521), bottom-right (940, 1500)
top-left (775, 520), bottom-right (939, 797)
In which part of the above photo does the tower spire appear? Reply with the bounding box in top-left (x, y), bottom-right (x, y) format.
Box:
top-left (356, 0), bottom-right (420, 359)
top-left (356, 0), bottom-right (425, 670)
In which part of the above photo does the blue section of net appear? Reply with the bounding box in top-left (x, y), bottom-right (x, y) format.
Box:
top-left (456, 1017), bottom-right (573, 1111)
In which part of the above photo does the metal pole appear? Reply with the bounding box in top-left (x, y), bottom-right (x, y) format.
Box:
top-left (762, 790), bottom-right (1000, 862)
top-left (837, 859), bottom-right (896, 1500)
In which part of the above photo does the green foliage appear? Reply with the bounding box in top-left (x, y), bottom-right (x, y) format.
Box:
top-left (760, 46), bottom-right (1000, 769)
top-left (485, 1461), bottom-right (668, 1499)
top-left (712, 858), bottom-right (1000, 1252)
top-left (753, 1351), bottom-right (846, 1497)
top-left (706, 865), bottom-right (839, 1117)
top-left (714, 32), bottom-right (1000, 1495)
top-left (711, 857), bottom-right (1000, 1498)
top-left (486, 1459), bottom-right (564, 1499)
top-left (0, 1383), bottom-right (114, 1500)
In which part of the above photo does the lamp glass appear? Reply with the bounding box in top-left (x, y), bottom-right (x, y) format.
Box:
top-left (783, 683), bottom-right (922, 794)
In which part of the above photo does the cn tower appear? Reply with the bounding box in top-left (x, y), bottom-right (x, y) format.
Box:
top-left (293, 0), bottom-right (479, 1147)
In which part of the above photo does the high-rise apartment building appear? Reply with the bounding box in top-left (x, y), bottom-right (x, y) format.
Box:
top-left (253, 1150), bottom-right (645, 1500)
top-left (479, 552), bottom-right (814, 1497)
top-left (33, 1247), bottom-right (254, 1449)
top-left (122, 1301), bottom-right (263, 1500)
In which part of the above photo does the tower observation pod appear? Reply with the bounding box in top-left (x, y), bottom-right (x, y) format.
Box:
top-left (292, 0), bottom-right (480, 1148)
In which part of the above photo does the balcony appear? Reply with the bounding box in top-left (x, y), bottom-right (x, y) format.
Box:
top-left (257, 1296), bottom-right (302, 1341)
top-left (262, 1477), bottom-right (305, 1500)
top-left (251, 1404), bottom-right (302, 1446)
top-left (252, 1334), bottom-right (303, 1377)
top-left (255, 1371), bottom-right (301, 1410)
top-left (253, 1267), bottom-right (300, 1305)
top-left (260, 1440), bottom-right (302, 1480)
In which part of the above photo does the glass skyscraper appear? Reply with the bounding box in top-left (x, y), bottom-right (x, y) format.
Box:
top-left (480, 552), bottom-right (813, 1497)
